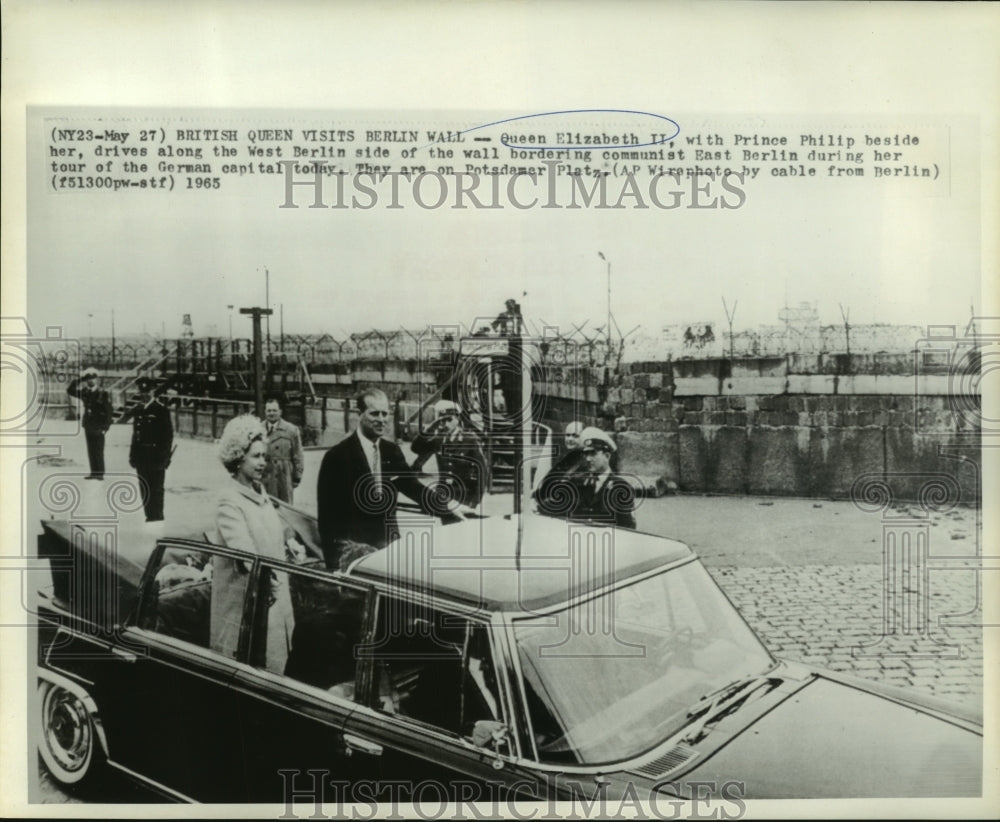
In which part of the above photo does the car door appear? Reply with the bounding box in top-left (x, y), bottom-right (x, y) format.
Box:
top-left (342, 593), bottom-right (545, 803)
top-left (95, 539), bottom-right (250, 801)
top-left (229, 560), bottom-right (372, 803)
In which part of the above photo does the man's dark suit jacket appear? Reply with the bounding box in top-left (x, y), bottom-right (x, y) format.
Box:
top-left (317, 431), bottom-right (430, 567)
top-left (568, 471), bottom-right (637, 530)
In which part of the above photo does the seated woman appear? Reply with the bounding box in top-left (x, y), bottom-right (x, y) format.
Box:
top-left (210, 415), bottom-right (306, 666)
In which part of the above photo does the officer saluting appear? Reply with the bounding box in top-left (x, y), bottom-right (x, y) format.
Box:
top-left (570, 428), bottom-right (636, 530)
top-left (128, 378), bottom-right (174, 522)
top-left (410, 400), bottom-right (487, 509)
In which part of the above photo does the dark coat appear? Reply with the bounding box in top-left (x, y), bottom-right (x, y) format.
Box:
top-left (67, 377), bottom-right (114, 434)
top-left (533, 449), bottom-right (587, 517)
top-left (317, 431), bottom-right (431, 566)
top-left (129, 399), bottom-right (173, 469)
top-left (410, 426), bottom-right (487, 507)
top-left (568, 471), bottom-right (637, 530)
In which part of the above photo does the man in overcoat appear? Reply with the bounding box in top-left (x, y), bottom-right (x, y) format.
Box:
top-left (262, 396), bottom-right (304, 504)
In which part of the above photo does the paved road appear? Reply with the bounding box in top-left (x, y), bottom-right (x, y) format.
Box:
top-left (24, 421), bottom-right (985, 802)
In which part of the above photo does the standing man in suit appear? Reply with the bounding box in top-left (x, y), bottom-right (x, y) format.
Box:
top-left (409, 400), bottom-right (488, 509)
top-left (262, 396), bottom-right (304, 504)
top-left (128, 378), bottom-right (174, 522)
top-left (570, 428), bottom-right (637, 530)
top-left (317, 388), bottom-right (475, 569)
top-left (67, 366), bottom-right (114, 480)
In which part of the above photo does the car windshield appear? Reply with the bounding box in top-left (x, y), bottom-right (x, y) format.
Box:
top-left (513, 560), bottom-right (773, 766)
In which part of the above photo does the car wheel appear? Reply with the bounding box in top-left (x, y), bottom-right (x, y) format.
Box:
top-left (37, 681), bottom-right (101, 786)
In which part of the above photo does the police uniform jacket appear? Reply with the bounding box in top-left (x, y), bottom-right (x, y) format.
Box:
top-left (67, 377), bottom-right (114, 434)
top-left (129, 399), bottom-right (173, 468)
top-left (569, 470), bottom-right (637, 530)
top-left (411, 426), bottom-right (487, 508)
top-left (262, 418), bottom-right (304, 502)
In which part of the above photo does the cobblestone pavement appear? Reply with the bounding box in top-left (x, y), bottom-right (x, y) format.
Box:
top-left (708, 565), bottom-right (983, 710)
top-left (22, 422), bottom-right (989, 801)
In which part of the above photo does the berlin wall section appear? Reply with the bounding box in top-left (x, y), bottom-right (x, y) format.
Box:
top-left (536, 359), bottom-right (980, 504)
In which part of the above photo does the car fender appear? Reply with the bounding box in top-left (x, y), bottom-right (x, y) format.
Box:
top-left (37, 668), bottom-right (110, 758)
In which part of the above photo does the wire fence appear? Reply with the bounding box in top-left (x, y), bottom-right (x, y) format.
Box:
top-left (42, 319), bottom-right (954, 380)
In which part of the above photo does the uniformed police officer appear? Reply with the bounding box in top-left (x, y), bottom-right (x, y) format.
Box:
top-left (570, 428), bottom-right (636, 529)
top-left (410, 400), bottom-right (488, 509)
top-left (67, 366), bottom-right (114, 480)
top-left (129, 378), bottom-right (174, 522)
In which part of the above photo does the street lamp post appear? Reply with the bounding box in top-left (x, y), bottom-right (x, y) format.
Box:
top-left (241, 306), bottom-right (274, 417)
top-left (87, 313), bottom-right (94, 362)
top-left (598, 252), bottom-right (611, 357)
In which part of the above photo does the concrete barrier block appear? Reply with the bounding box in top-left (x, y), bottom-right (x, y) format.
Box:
top-left (723, 376), bottom-right (787, 395)
top-left (710, 426), bottom-right (749, 492)
top-left (786, 374), bottom-right (837, 394)
top-left (615, 429), bottom-right (679, 484)
top-left (747, 427), bottom-right (804, 494)
top-left (815, 427), bottom-right (885, 497)
top-left (678, 425), bottom-right (709, 491)
top-left (674, 377), bottom-right (719, 396)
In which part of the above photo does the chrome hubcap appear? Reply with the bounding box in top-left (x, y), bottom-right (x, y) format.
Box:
top-left (43, 688), bottom-right (91, 772)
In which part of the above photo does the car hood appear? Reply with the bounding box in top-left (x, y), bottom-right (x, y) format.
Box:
top-left (668, 675), bottom-right (982, 798)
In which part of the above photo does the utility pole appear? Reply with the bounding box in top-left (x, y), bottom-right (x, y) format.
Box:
top-left (111, 308), bottom-right (116, 368)
top-left (264, 268), bottom-right (271, 355)
top-left (722, 297), bottom-right (738, 362)
top-left (839, 303), bottom-right (851, 372)
top-left (241, 306), bottom-right (273, 416)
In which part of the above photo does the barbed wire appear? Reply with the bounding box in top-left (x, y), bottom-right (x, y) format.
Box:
top-left (43, 319), bottom-right (951, 374)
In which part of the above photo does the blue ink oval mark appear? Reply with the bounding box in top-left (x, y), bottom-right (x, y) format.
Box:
top-left (427, 109), bottom-right (681, 152)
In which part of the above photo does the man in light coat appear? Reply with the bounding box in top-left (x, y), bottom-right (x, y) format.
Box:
top-left (261, 396), bottom-right (304, 504)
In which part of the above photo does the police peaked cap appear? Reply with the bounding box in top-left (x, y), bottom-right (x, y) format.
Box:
top-left (434, 400), bottom-right (461, 417)
top-left (580, 428), bottom-right (616, 453)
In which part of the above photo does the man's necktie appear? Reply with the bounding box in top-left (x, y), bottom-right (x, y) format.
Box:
top-left (372, 439), bottom-right (382, 496)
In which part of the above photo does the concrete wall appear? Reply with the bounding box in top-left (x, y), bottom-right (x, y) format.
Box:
top-left (536, 361), bottom-right (982, 503)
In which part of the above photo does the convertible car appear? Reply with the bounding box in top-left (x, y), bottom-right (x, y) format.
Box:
top-left (34, 505), bottom-right (982, 803)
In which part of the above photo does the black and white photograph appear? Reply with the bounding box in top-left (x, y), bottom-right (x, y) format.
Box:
top-left (2, 2), bottom-right (997, 818)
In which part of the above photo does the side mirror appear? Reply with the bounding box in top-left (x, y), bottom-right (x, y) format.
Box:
top-left (471, 720), bottom-right (510, 770)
